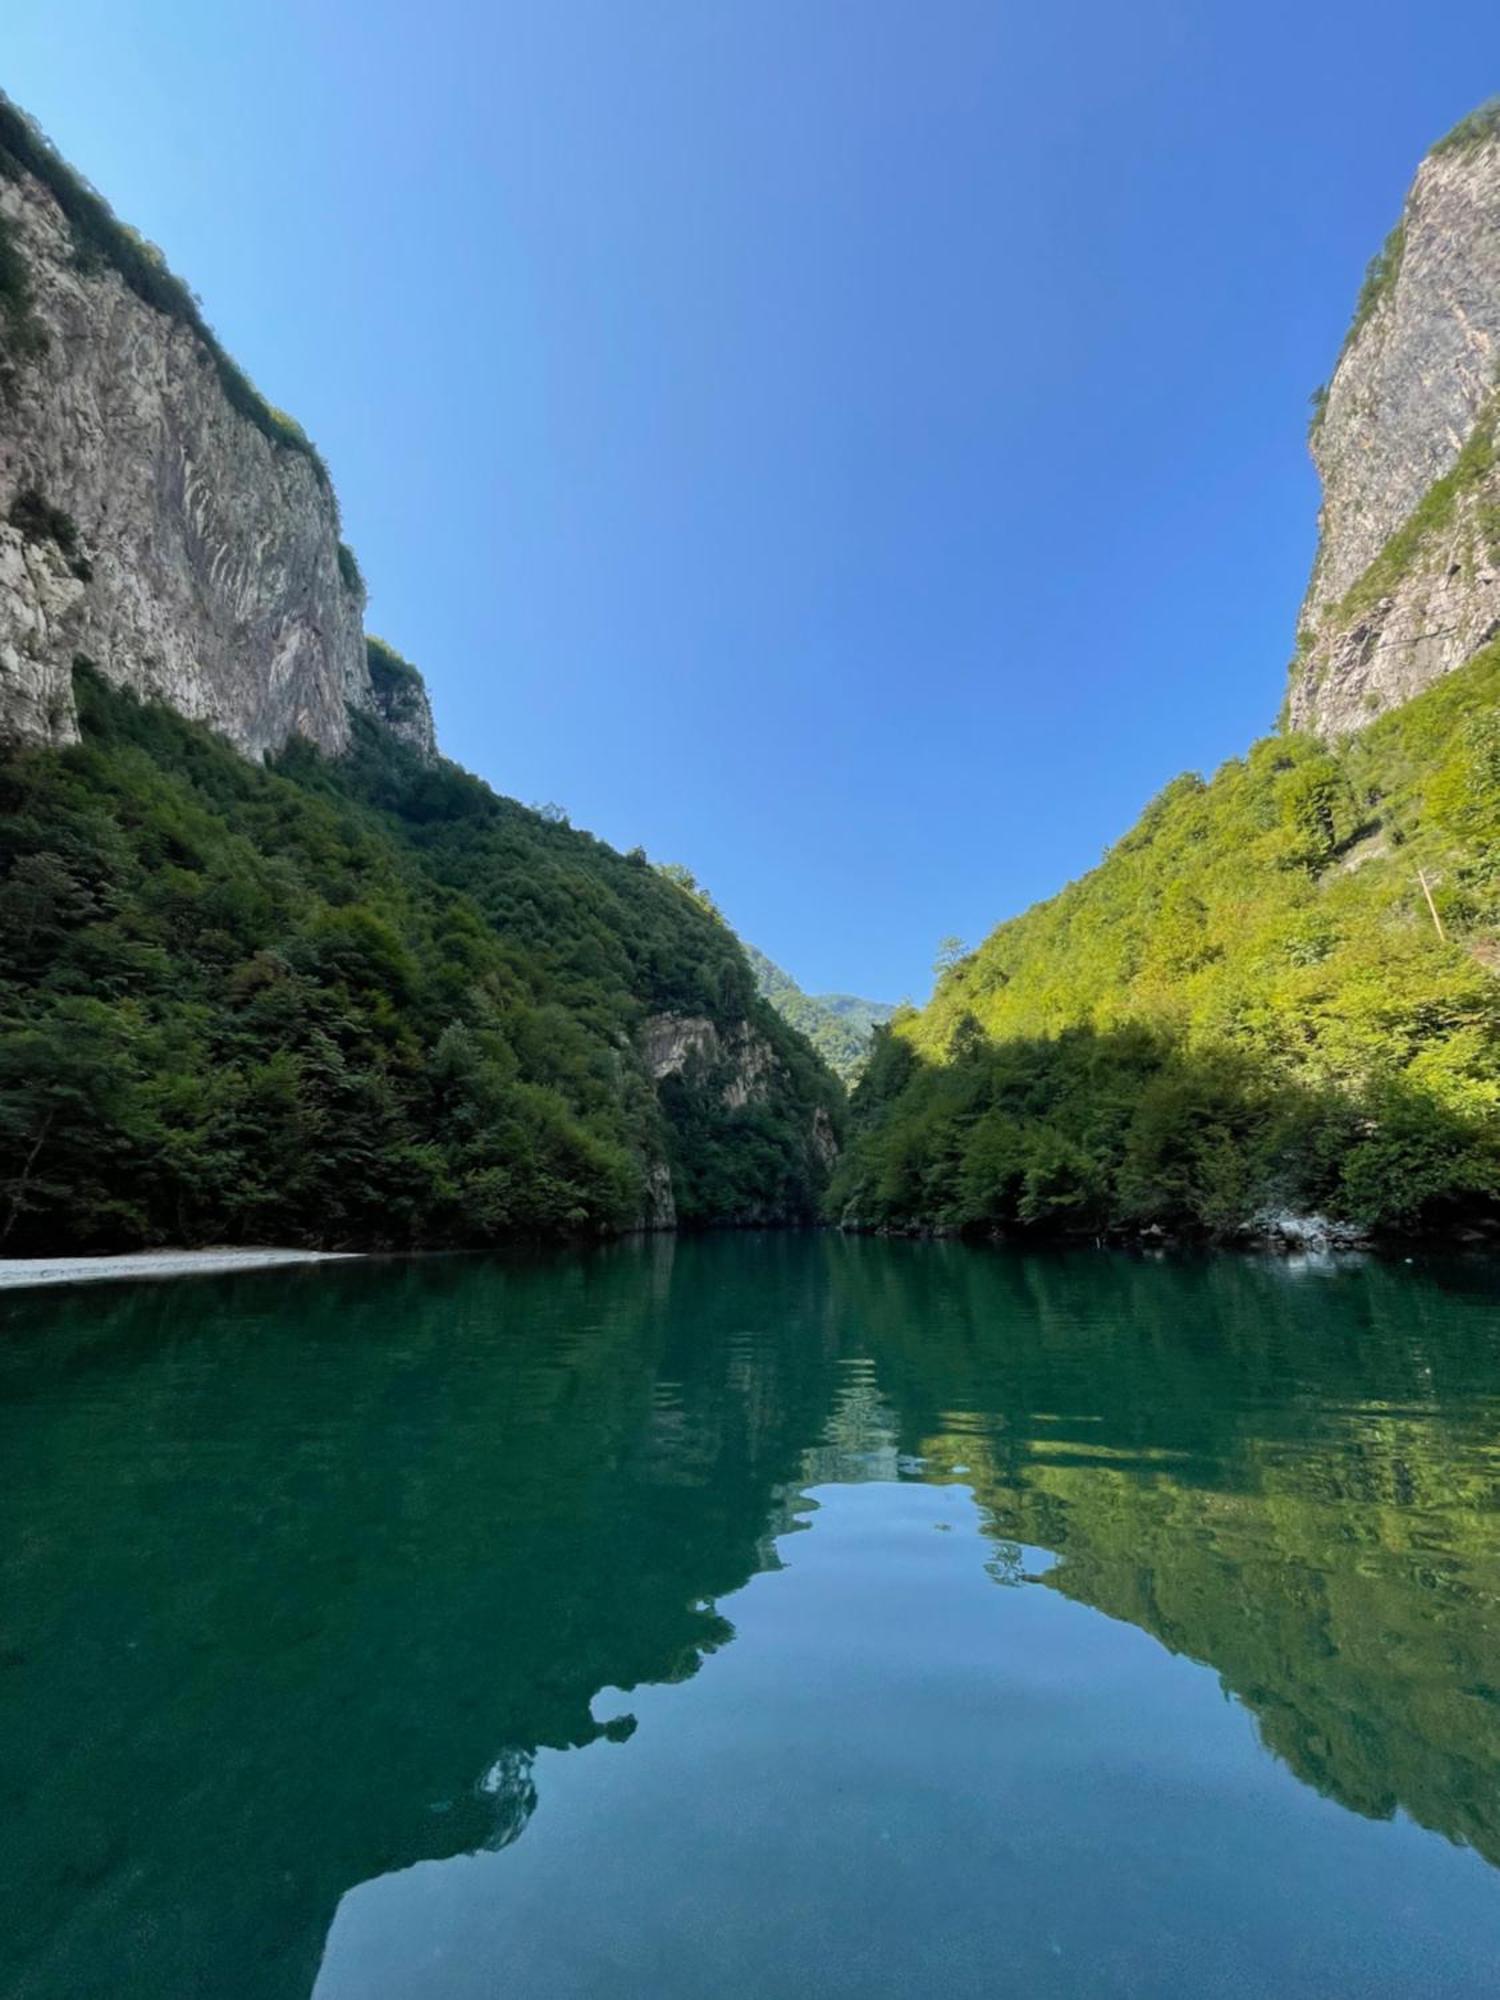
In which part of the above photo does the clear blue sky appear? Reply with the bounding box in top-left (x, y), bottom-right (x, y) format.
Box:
top-left (7, 4), bottom-right (1499, 1001)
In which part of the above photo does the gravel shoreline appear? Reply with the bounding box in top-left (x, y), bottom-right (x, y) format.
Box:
top-left (0, 1248), bottom-right (357, 1291)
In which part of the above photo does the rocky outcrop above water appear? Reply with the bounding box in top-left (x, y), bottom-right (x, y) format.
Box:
top-left (1291, 106), bottom-right (1500, 734)
top-left (642, 1012), bottom-right (784, 1110)
top-left (0, 112), bottom-right (374, 757)
top-left (641, 1011), bottom-right (840, 1221)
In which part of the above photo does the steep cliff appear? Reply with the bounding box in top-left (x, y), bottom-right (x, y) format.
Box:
top-left (0, 95), bottom-right (375, 757)
top-left (1292, 101), bottom-right (1500, 734)
top-left (365, 635), bottom-right (438, 761)
top-left (835, 107), bottom-right (1500, 1244)
top-left (0, 98), bottom-right (842, 1249)
top-left (641, 1007), bottom-right (839, 1222)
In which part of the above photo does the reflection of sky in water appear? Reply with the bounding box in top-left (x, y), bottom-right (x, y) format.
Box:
top-left (313, 1478), bottom-right (1500, 2000)
top-left (8, 1236), bottom-right (1500, 2000)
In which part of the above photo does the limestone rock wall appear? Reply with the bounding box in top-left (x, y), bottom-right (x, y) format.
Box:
top-left (1291, 118), bottom-right (1500, 733)
top-left (642, 1012), bottom-right (783, 1109)
top-left (640, 1010), bottom-right (838, 1220)
top-left (0, 153), bottom-right (371, 756)
top-left (366, 638), bottom-right (438, 761)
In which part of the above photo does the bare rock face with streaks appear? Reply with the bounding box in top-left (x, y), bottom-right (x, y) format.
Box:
top-left (1291, 111), bottom-right (1500, 734)
top-left (641, 1013), bottom-right (783, 1109)
top-left (641, 1011), bottom-right (838, 1207)
top-left (0, 154), bottom-right (372, 756)
top-left (366, 637), bottom-right (438, 761)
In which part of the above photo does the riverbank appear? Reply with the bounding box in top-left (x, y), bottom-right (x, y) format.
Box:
top-left (0, 1248), bottom-right (358, 1291)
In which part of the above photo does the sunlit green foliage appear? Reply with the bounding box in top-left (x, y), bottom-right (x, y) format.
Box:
top-left (1432, 95), bottom-right (1500, 157)
top-left (336, 542), bottom-right (365, 598)
top-left (0, 669), bottom-right (838, 1251)
top-left (832, 644), bottom-right (1500, 1239)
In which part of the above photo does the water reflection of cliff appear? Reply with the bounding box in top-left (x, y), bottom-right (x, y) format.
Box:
top-left (3, 1235), bottom-right (1500, 2000)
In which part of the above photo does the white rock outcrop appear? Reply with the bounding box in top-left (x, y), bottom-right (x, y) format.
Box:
top-left (1292, 116), bottom-right (1500, 733)
top-left (641, 1012), bottom-right (782, 1109)
top-left (0, 154), bottom-right (371, 755)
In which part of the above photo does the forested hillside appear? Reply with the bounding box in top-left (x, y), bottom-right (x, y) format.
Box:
top-left (0, 668), bottom-right (840, 1252)
top-left (831, 644), bottom-right (1500, 1240)
top-left (0, 96), bottom-right (843, 1257)
top-left (744, 945), bottom-right (894, 1082)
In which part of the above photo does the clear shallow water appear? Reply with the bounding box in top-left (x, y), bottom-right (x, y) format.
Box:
top-left (4, 1237), bottom-right (1500, 1999)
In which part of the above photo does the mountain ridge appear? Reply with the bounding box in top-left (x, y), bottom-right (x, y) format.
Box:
top-left (743, 944), bottom-right (895, 1083)
top-left (835, 102), bottom-right (1500, 1246)
top-left (0, 97), bottom-right (843, 1249)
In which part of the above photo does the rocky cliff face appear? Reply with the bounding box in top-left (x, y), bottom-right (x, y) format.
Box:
top-left (0, 99), bottom-right (845, 1256)
top-left (642, 1011), bottom-right (785, 1111)
top-left (641, 1010), bottom-right (839, 1220)
top-left (0, 119), bottom-right (377, 757)
top-left (365, 636), bottom-right (438, 761)
top-left (1291, 106), bottom-right (1500, 734)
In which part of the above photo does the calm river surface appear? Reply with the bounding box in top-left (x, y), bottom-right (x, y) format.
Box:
top-left (4, 1235), bottom-right (1500, 1998)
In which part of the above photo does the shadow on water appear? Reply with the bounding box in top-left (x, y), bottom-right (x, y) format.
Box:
top-left (2, 1234), bottom-right (1500, 1996)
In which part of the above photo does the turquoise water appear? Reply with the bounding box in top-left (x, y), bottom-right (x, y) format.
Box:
top-left (4, 1235), bottom-right (1500, 1998)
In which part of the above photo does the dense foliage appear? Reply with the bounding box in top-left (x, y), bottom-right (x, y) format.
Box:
top-left (832, 643), bottom-right (1500, 1241)
top-left (744, 944), bottom-right (895, 1083)
top-left (0, 670), bottom-right (839, 1252)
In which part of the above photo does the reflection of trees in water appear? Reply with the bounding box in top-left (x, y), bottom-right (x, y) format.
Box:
top-left (926, 1416), bottom-right (1500, 1864)
top-left (984, 1539), bottom-right (1029, 1588)
top-left (0, 1242), bottom-right (847, 2000)
top-left (836, 1238), bottom-right (1500, 1870)
top-left (802, 1357), bottom-right (901, 1484)
top-left (474, 1749), bottom-right (538, 1853)
top-left (4, 1233), bottom-right (1500, 2000)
